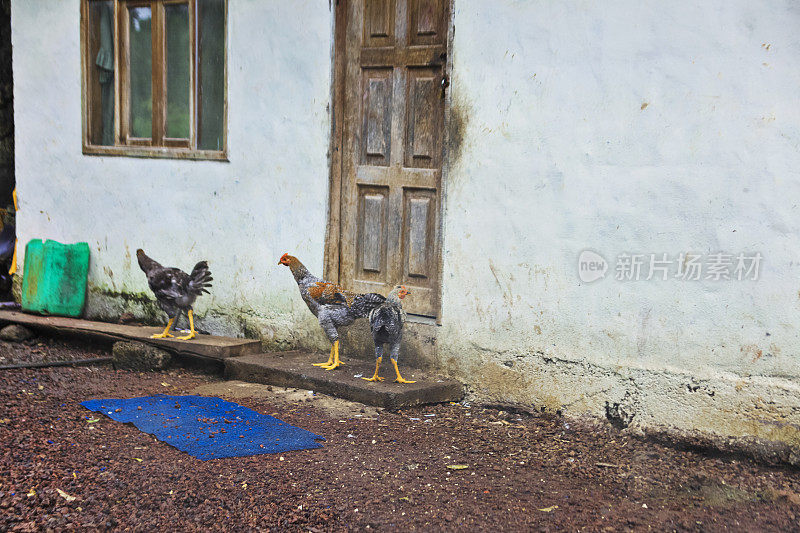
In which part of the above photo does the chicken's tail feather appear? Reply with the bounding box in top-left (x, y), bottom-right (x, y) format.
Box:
top-left (188, 260), bottom-right (213, 296)
top-left (370, 304), bottom-right (401, 335)
top-left (350, 292), bottom-right (385, 318)
top-left (370, 305), bottom-right (392, 330)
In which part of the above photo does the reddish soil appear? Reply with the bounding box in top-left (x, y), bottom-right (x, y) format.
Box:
top-left (0, 336), bottom-right (109, 366)
top-left (1, 337), bottom-right (799, 531)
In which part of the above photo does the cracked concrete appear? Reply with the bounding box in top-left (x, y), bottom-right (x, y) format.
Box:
top-left (439, 348), bottom-right (800, 466)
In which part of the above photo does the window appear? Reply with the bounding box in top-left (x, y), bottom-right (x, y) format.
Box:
top-left (82, 0), bottom-right (226, 160)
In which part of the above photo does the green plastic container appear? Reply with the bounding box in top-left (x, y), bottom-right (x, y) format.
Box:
top-left (21, 239), bottom-right (90, 317)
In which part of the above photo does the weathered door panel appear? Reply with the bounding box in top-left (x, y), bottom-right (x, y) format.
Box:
top-left (339, 0), bottom-right (449, 317)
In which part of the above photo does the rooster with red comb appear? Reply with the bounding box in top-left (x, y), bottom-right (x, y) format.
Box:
top-left (279, 253), bottom-right (385, 370)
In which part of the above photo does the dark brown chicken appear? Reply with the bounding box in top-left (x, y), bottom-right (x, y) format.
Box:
top-left (137, 249), bottom-right (212, 340)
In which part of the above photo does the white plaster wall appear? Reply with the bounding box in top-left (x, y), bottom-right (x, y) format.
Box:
top-left (441, 0), bottom-right (800, 457)
top-left (12, 0), bottom-right (334, 348)
top-left (11, 0), bottom-right (800, 459)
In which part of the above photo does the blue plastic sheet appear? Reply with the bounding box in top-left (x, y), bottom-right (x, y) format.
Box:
top-left (81, 395), bottom-right (324, 460)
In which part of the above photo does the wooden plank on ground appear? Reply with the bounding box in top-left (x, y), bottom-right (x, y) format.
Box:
top-left (0, 310), bottom-right (261, 360)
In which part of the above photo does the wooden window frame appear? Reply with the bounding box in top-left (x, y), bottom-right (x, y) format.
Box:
top-left (80, 0), bottom-right (228, 161)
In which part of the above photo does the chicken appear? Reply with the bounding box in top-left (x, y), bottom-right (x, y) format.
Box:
top-left (278, 253), bottom-right (385, 370)
top-left (363, 285), bottom-right (415, 384)
top-left (136, 249), bottom-right (212, 340)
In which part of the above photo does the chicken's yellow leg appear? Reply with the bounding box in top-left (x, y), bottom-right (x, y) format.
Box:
top-left (313, 342), bottom-right (336, 367)
top-left (392, 359), bottom-right (416, 384)
top-left (150, 317), bottom-right (175, 339)
top-left (362, 357), bottom-right (384, 382)
top-left (176, 310), bottom-right (196, 340)
top-left (323, 340), bottom-right (344, 370)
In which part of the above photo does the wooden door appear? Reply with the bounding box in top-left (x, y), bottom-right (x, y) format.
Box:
top-left (338, 0), bottom-right (449, 317)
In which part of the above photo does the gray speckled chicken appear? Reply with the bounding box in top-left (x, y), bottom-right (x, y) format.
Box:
top-left (279, 253), bottom-right (385, 370)
top-left (137, 249), bottom-right (212, 340)
top-left (363, 285), bottom-right (415, 384)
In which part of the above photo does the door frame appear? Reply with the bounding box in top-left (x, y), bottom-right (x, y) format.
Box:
top-left (324, 0), bottom-right (454, 323)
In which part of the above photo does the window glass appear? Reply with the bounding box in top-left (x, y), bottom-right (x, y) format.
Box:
top-left (128, 6), bottom-right (152, 139)
top-left (198, 0), bottom-right (225, 151)
top-left (87, 1), bottom-right (115, 146)
top-left (165, 3), bottom-right (190, 139)
top-left (83, 0), bottom-right (226, 156)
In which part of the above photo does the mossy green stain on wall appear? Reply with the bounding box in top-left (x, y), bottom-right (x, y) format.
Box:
top-left (90, 286), bottom-right (154, 305)
top-left (88, 285), bottom-right (164, 326)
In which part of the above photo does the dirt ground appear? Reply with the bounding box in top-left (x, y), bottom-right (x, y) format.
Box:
top-left (1, 337), bottom-right (800, 532)
top-left (0, 335), bottom-right (110, 366)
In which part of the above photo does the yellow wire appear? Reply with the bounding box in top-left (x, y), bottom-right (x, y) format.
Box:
top-left (9, 188), bottom-right (17, 275)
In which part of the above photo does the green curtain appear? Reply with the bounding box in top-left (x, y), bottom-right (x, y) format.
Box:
top-left (96, 2), bottom-right (114, 146)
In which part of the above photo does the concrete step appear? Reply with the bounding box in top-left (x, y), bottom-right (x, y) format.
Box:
top-left (0, 310), bottom-right (261, 362)
top-left (225, 350), bottom-right (464, 410)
